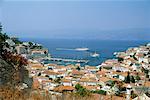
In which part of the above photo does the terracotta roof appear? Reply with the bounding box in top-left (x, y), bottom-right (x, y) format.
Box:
top-left (54, 86), bottom-right (74, 92)
top-left (144, 81), bottom-right (150, 87)
top-left (85, 66), bottom-right (97, 69)
top-left (111, 78), bottom-right (120, 82)
top-left (80, 78), bottom-right (89, 82)
top-left (47, 64), bottom-right (57, 66)
top-left (31, 64), bottom-right (44, 69)
top-left (84, 86), bottom-right (100, 90)
top-left (99, 77), bottom-right (110, 82)
top-left (43, 70), bottom-right (58, 75)
top-left (42, 80), bottom-right (52, 83)
top-left (62, 79), bottom-right (72, 83)
top-left (125, 58), bottom-right (136, 62)
top-left (112, 71), bottom-right (128, 77)
top-left (72, 70), bottom-right (84, 75)
top-left (136, 53), bottom-right (144, 57)
top-left (96, 71), bottom-right (106, 76)
top-left (55, 65), bottom-right (66, 69)
top-left (32, 79), bottom-right (40, 89)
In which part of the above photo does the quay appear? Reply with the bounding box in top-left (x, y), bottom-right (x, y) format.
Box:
top-left (43, 57), bottom-right (89, 63)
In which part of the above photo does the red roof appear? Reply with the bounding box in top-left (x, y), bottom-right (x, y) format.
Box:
top-left (54, 86), bottom-right (74, 92)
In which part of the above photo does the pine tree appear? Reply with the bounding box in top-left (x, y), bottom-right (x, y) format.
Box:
top-left (130, 76), bottom-right (135, 83)
top-left (125, 72), bottom-right (130, 83)
top-left (135, 73), bottom-right (141, 81)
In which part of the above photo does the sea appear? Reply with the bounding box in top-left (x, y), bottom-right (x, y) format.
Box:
top-left (21, 38), bottom-right (149, 66)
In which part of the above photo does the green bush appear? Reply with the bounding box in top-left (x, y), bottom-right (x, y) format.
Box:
top-left (92, 90), bottom-right (106, 95)
top-left (75, 84), bottom-right (90, 97)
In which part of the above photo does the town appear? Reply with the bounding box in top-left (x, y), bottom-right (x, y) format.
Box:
top-left (2, 33), bottom-right (150, 100)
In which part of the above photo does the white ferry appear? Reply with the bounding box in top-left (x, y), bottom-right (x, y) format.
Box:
top-left (75, 48), bottom-right (89, 51)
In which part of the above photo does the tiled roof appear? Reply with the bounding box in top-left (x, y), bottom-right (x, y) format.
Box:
top-left (144, 81), bottom-right (150, 87)
top-left (96, 71), bottom-right (106, 76)
top-left (31, 64), bottom-right (44, 69)
top-left (43, 70), bottom-right (58, 75)
top-left (54, 86), bottom-right (74, 92)
top-left (62, 79), bottom-right (72, 82)
top-left (72, 70), bottom-right (84, 75)
top-left (32, 79), bottom-right (40, 89)
top-left (84, 86), bottom-right (100, 90)
top-left (99, 77), bottom-right (111, 82)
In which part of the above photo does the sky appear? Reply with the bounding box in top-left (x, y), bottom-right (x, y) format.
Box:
top-left (0, 0), bottom-right (150, 39)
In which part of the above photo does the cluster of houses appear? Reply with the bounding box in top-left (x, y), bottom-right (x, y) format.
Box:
top-left (27, 43), bottom-right (150, 100)
top-left (4, 37), bottom-right (149, 100)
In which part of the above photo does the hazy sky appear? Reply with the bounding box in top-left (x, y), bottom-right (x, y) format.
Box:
top-left (1, 0), bottom-right (150, 39)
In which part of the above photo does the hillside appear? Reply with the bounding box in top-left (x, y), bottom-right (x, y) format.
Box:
top-left (0, 57), bottom-right (15, 85)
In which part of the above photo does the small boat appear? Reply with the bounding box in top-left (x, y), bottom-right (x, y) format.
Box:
top-left (91, 52), bottom-right (100, 57)
top-left (75, 48), bottom-right (89, 51)
top-left (113, 52), bottom-right (118, 55)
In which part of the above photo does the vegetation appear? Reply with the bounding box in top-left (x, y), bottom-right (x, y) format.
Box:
top-left (0, 23), bottom-right (31, 87)
top-left (91, 90), bottom-right (106, 95)
top-left (0, 86), bottom-right (97, 100)
top-left (54, 77), bottom-right (61, 84)
top-left (124, 72), bottom-right (137, 83)
top-left (133, 53), bottom-right (138, 61)
top-left (131, 91), bottom-right (138, 99)
top-left (141, 67), bottom-right (149, 78)
top-left (103, 66), bottom-right (112, 70)
top-left (99, 67), bottom-right (102, 71)
top-left (135, 73), bottom-right (141, 81)
top-left (0, 86), bottom-right (55, 100)
top-left (11, 37), bottom-right (22, 44)
top-left (75, 84), bottom-right (91, 97)
top-left (0, 29), bottom-right (9, 54)
top-left (145, 92), bottom-right (150, 97)
top-left (130, 76), bottom-right (135, 83)
top-left (106, 80), bottom-right (115, 87)
top-left (76, 66), bottom-right (81, 71)
top-left (117, 57), bottom-right (124, 62)
top-left (124, 72), bottom-right (130, 83)
top-left (144, 69), bottom-right (149, 78)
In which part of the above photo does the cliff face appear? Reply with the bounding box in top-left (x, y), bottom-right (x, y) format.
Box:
top-left (0, 57), bottom-right (15, 85)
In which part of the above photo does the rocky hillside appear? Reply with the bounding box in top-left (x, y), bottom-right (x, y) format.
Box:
top-left (0, 57), bottom-right (15, 85)
top-left (0, 24), bottom-right (32, 87)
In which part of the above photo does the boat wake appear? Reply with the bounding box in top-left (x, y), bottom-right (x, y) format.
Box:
top-left (56, 47), bottom-right (89, 51)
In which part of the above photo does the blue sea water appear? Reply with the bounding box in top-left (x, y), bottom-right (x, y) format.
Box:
top-left (21, 38), bottom-right (149, 66)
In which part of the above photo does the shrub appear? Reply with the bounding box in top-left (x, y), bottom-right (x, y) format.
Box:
top-left (92, 90), bottom-right (106, 95)
top-left (75, 84), bottom-right (91, 97)
top-left (130, 76), bottom-right (135, 83)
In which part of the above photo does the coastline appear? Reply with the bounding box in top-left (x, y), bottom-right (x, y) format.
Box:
top-left (1, 31), bottom-right (150, 100)
top-left (21, 38), bottom-right (150, 66)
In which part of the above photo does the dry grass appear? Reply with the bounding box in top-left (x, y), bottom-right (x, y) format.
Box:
top-left (0, 86), bottom-right (100, 100)
top-left (0, 86), bottom-right (53, 100)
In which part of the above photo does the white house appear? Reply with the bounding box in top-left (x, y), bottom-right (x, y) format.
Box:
top-left (61, 79), bottom-right (72, 86)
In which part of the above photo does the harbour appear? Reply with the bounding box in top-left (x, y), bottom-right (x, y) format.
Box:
top-left (43, 57), bottom-right (89, 63)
